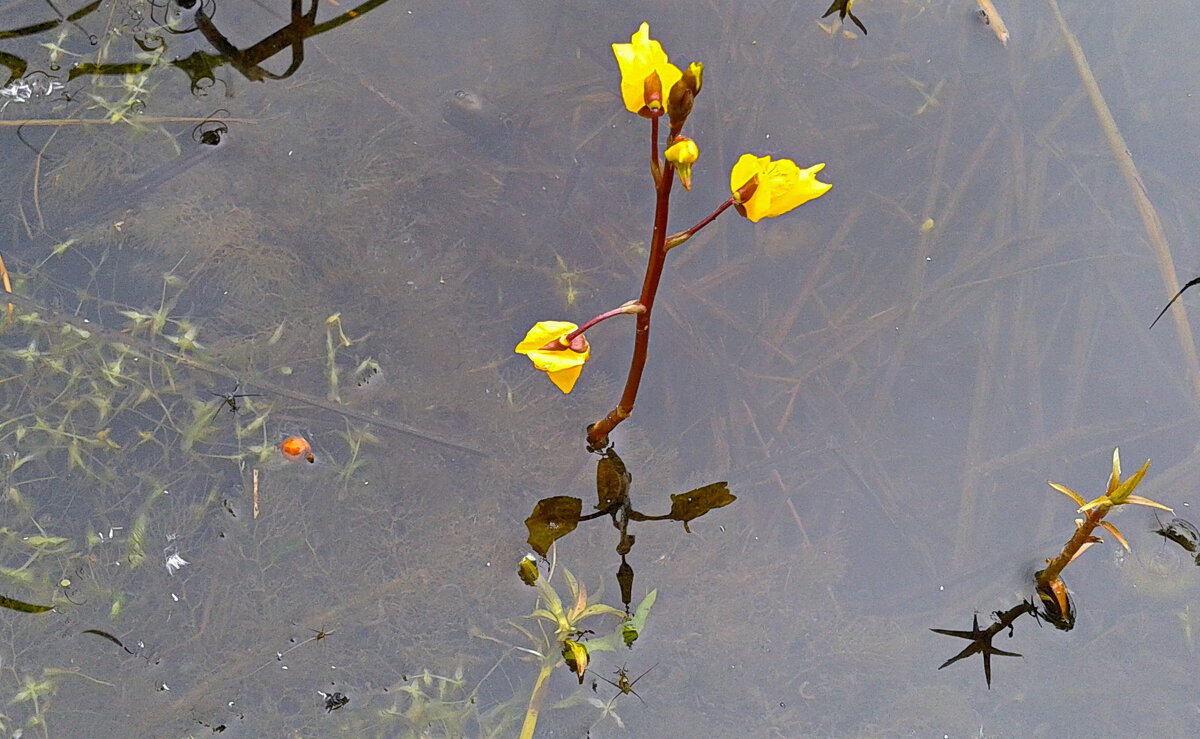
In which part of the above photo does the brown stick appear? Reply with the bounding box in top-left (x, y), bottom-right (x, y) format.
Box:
top-left (252, 469), bottom-right (260, 519)
top-left (1046, 0), bottom-right (1200, 413)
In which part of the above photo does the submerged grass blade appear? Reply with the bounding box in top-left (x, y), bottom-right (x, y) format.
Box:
top-left (1047, 0), bottom-right (1200, 410)
top-left (0, 593), bottom-right (53, 613)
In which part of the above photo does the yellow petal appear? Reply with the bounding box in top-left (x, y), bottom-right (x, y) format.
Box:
top-left (562, 639), bottom-right (589, 683)
top-left (612, 22), bottom-right (682, 115)
top-left (515, 321), bottom-right (590, 393)
top-left (526, 347), bottom-right (588, 374)
top-left (515, 321), bottom-right (577, 354)
top-left (666, 138), bottom-right (699, 190)
top-left (730, 153), bottom-right (766, 198)
top-left (665, 137), bottom-right (699, 166)
top-left (547, 364), bottom-right (584, 393)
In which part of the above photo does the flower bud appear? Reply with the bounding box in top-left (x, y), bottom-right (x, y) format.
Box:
top-left (683, 62), bottom-right (703, 96)
top-left (665, 137), bottom-right (699, 191)
top-left (667, 63), bottom-right (703, 136)
top-left (518, 554), bottom-right (539, 586)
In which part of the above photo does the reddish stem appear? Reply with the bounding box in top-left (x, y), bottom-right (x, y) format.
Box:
top-left (566, 304), bottom-right (644, 342)
top-left (587, 159), bottom-right (675, 449)
top-left (1036, 504), bottom-right (1108, 588)
top-left (665, 197), bottom-right (735, 249)
top-left (649, 114), bottom-right (662, 186)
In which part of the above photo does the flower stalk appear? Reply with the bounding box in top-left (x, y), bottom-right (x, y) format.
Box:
top-left (587, 134), bottom-right (675, 448)
top-left (517, 22), bottom-right (832, 445)
top-left (665, 197), bottom-right (736, 250)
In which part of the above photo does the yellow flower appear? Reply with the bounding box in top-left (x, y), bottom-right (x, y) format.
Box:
top-left (665, 137), bottom-right (699, 190)
top-left (729, 154), bottom-right (832, 223)
top-left (612, 22), bottom-right (682, 117)
top-left (515, 321), bottom-right (591, 393)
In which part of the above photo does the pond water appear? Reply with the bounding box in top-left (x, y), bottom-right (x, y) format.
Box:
top-left (1, 0), bottom-right (1199, 736)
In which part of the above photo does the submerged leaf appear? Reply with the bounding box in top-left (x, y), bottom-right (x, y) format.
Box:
top-left (622, 589), bottom-right (657, 648)
top-left (81, 629), bottom-right (134, 653)
top-left (525, 496), bottom-right (582, 557)
top-left (586, 589), bottom-right (658, 654)
top-left (126, 513), bottom-right (147, 569)
top-left (596, 451), bottom-right (631, 512)
top-left (565, 567), bottom-right (588, 620)
top-left (24, 535), bottom-right (69, 550)
top-left (667, 482), bottom-right (735, 533)
top-left (577, 603), bottom-right (624, 621)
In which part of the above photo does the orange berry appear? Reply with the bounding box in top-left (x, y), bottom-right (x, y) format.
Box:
top-left (280, 436), bottom-right (315, 463)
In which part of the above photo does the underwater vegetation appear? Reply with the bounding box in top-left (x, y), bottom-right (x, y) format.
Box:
top-left (7, 0), bottom-right (1200, 736)
top-left (0, 19), bottom-right (530, 735)
top-left (932, 449), bottom-right (1174, 687)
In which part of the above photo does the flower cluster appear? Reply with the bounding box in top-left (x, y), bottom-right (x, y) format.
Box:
top-left (517, 22), bottom-right (832, 412)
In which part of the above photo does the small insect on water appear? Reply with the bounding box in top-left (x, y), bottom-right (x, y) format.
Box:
top-left (319, 690), bottom-right (349, 712)
top-left (1152, 513), bottom-right (1200, 556)
top-left (209, 382), bottom-right (262, 420)
top-left (280, 436), bottom-right (315, 463)
top-left (594, 662), bottom-right (658, 705)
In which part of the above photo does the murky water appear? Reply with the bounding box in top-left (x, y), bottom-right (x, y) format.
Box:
top-left (1, 0), bottom-right (1200, 736)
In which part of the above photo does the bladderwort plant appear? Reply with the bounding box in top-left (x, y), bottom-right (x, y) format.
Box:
top-left (513, 22), bottom-right (832, 449)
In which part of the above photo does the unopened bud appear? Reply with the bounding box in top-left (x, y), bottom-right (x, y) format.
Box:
top-left (683, 62), bottom-right (703, 96)
top-left (518, 554), bottom-right (539, 586)
top-left (665, 137), bottom-right (699, 191)
top-left (667, 63), bottom-right (702, 136)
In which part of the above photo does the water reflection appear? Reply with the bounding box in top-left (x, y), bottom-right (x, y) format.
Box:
top-left (1, 0), bottom-right (393, 92)
top-left (524, 446), bottom-right (735, 610)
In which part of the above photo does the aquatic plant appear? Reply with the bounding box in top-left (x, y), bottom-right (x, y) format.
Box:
top-left (932, 449), bottom-right (1173, 686)
top-left (512, 550), bottom-right (653, 739)
top-left (1035, 448), bottom-right (1170, 622)
top-left (512, 22), bottom-right (831, 449)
